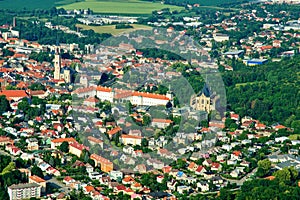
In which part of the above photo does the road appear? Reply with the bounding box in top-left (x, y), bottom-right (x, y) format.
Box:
top-left (46, 176), bottom-right (69, 193)
top-left (221, 150), bottom-right (281, 186)
top-left (1, 149), bottom-right (68, 193)
top-left (221, 167), bottom-right (258, 186)
top-left (0, 149), bottom-right (16, 161)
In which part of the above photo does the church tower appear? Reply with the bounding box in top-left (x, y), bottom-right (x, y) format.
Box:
top-left (54, 49), bottom-right (61, 80)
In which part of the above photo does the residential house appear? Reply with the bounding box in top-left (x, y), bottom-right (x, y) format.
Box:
top-left (90, 154), bottom-right (113, 173)
top-left (177, 185), bottom-right (190, 194)
top-left (120, 134), bottom-right (142, 146)
top-left (26, 138), bottom-right (39, 151)
top-left (29, 175), bottom-right (46, 193)
top-left (197, 181), bottom-right (209, 192)
top-left (211, 162), bottom-right (222, 171)
top-left (195, 166), bottom-right (207, 176)
top-left (51, 137), bottom-right (76, 149)
top-left (109, 171), bottom-right (123, 181)
top-left (69, 141), bottom-right (90, 157)
top-left (151, 118), bottom-right (173, 128)
top-left (63, 176), bottom-right (75, 186)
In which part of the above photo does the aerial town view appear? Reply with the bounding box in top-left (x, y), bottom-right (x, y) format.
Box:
top-left (0, 0), bottom-right (300, 199)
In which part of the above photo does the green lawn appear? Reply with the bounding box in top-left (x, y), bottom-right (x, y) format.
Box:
top-left (288, 134), bottom-right (300, 140)
top-left (58, 0), bottom-right (183, 14)
top-left (77, 23), bottom-right (152, 35)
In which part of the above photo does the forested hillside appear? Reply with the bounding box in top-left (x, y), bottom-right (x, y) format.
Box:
top-left (223, 56), bottom-right (300, 127)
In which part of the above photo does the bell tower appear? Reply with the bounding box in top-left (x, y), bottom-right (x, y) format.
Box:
top-left (54, 48), bottom-right (61, 80)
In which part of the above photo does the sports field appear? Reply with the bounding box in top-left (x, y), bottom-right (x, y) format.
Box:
top-left (58, 0), bottom-right (183, 14)
top-left (77, 23), bottom-right (152, 35)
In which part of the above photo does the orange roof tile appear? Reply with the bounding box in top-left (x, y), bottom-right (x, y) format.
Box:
top-left (0, 90), bottom-right (28, 99)
top-left (121, 134), bottom-right (142, 139)
top-left (107, 127), bottom-right (122, 135)
top-left (152, 118), bottom-right (173, 123)
top-left (96, 86), bottom-right (112, 92)
top-left (51, 137), bottom-right (76, 143)
top-left (29, 175), bottom-right (45, 183)
top-left (90, 154), bottom-right (112, 165)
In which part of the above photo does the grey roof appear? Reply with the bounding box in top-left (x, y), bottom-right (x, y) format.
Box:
top-left (8, 183), bottom-right (40, 189)
top-left (198, 83), bottom-right (211, 97)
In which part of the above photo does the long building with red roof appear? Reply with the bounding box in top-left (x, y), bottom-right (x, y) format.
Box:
top-left (95, 86), bottom-right (171, 106)
top-left (0, 90), bottom-right (28, 101)
top-left (90, 154), bottom-right (113, 173)
top-left (51, 137), bottom-right (76, 149)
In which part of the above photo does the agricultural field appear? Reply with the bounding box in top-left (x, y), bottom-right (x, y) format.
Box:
top-left (58, 0), bottom-right (183, 14)
top-left (0, 0), bottom-right (182, 14)
top-left (76, 23), bottom-right (152, 35)
top-left (0, 0), bottom-right (77, 10)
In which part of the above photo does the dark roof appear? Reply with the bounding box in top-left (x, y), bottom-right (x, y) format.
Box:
top-left (8, 183), bottom-right (40, 189)
top-left (198, 83), bottom-right (210, 97)
top-left (149, 191), bottom-right (170, 198)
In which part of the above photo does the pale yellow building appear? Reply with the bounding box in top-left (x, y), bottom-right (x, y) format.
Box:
top-left (190, 83), bottom-right (215, 112)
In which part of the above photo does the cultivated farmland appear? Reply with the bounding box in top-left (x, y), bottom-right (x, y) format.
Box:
top-left (58, 0), bottom-right (183, 14)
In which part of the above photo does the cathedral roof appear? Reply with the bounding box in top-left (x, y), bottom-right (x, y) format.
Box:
top-left (198, 83), bottom-right (211, 97)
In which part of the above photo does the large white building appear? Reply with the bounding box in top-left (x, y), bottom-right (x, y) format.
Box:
top-left (8, 183), bottom-right (41, 200)
top-left (96, 86), bottom-right (172, 106)
top-left (73, 86), bottom-right (172, 106)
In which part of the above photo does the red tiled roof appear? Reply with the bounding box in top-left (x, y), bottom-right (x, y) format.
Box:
top-left (29, 175), bottom-right (45, 183)
top-left (84, 96), bottom-right (99, 103)
top-left (152, 118), bottom-right (173, 123)
top-left (211, 162), bottom-right (220, 168)
top-left (85, 185), bottom-right (95, 193)
top-left (51, 137), bottom-right (76, 143)
top-left (87, 136), bottom-right (103, 144)
top-left (107, 127), bottom-right (122, 135)
top-left (0, 90), bottom-right (28, 99)
top-left (73, 86), bottom-right (96, 94)
top-left (96, 86), bottom-right (112, 92)
top-left (70, 141), bottom-right (90, 151)
top-left (63, 176), bottom-right (74, 182)
top-left (132, 91), bottom-right (170, 100)
top-left (121, 134), bottom-right (142, 139)
top-left (90, 154), bottom-right (112, 165)
top-left (232, 150), bottom-right (241, 156)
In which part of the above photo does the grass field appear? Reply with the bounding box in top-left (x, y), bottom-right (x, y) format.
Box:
top-left (0, 0), bottom-right (244, 14)
top-left (0, 0), bottom-right (182, 14)
top-left (0, 0), bottom-right (77, 10)
top-left (77, 23), bottom-right (152, 35)
top-left (58, 0), bottom-right (183, 14)
top-left (288, 134), bottom-right (300, 140)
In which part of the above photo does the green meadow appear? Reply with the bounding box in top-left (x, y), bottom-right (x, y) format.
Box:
top-left (0, 0), bottom-right (77, 10)
top-left (58, 0), bottom-right (183, 14)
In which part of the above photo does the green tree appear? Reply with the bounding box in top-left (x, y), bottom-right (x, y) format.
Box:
top-left (257, 159), bottom-right (271, 177)
top-left (291, 120), bottom-right (300, 133)
top-left (59, 141), bottom-right (69, 153)
top-left (142, 115), bottom-right (151, 126)
top-left (31, 165), bottom-right (44, 178)
top-left (0, 95), bottom-right (10, 114)
top-left (17, 98), bottom-right (30, 112)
